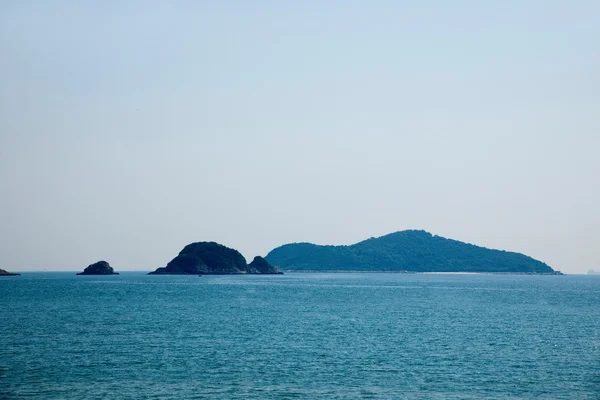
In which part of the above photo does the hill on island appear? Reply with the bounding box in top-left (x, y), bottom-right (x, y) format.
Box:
top-left (265, 230), bottom-right (557, 274)
top-left (77, 261), bottom-right (119, 275)
top-left (149, 242), bottom-right (282, 275)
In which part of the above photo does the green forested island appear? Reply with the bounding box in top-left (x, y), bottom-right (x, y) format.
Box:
top-left (265, 230), bottom-right (559, 274)
top-left (77, 261), bottom-right (119, 275)
top-left (149, 242), bottom-right (282, 275)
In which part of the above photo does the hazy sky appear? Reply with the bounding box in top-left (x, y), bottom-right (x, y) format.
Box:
top-left (1, 1), bottom-right (598, 273)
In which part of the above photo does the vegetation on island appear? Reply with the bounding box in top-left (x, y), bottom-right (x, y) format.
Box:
top-left (149, 242), bottom-right (282, 275)
top-left (77, 261), bottom-right (119, 275)
top-left (265, 230), bottom-right (558, 274)
top-left (248, 256), bottom-right (283, 274)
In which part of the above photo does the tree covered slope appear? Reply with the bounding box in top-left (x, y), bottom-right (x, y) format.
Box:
top-left (265, 230), bottom-right (556, 273)
top-left (149, 242), bottom-right (281, 275)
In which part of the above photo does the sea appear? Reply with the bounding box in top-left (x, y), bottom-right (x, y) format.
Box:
top-left (1, 272), bottom-right (599, 399)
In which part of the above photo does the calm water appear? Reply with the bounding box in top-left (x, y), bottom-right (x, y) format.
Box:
top-left (1, 272), bottom-right (599, 399)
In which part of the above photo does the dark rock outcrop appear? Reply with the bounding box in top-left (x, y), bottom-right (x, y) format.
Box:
top-left (0, 268), bottom-right (20, 276)
top-left (77, 261), bottom-right (119, 275)
top-left (266, 230), bottom-right (558, 274)
top-left (149, 242), bottom-right (283, 275)
top-left (248, 256), bottom-right (283, 274)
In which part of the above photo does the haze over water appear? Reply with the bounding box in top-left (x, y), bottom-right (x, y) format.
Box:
top-left (1, 1), bottom-right (599, 274)
top-left (2, 273), bottom-right (599, 399)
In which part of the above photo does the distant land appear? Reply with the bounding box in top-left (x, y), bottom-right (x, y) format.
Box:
top-left (77, 261), bottom-right (119, 275)
top-left (266, 230), bottom-right (561, 274)
top-left (149, 242), bottom-right (282, 275)
top-left (0, 268), bottom-right (20, 276)
top-left (588, 270), bottom-right (600, 275)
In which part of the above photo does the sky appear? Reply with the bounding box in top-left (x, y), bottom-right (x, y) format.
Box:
top-left (0, 1), bottom-right (598, 273)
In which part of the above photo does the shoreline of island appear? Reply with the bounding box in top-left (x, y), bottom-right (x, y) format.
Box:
top-left (278, 270), bottom-right (565, 275)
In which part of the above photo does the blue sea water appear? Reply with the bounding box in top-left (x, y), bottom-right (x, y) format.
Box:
top-left (1, 272), bottom-right (599, 399)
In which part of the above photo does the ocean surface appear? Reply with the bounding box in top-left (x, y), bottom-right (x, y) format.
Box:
top-left (1, 272), bottom-right (599, 399)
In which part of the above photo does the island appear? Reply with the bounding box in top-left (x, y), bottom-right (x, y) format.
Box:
top-left (265, 230), bottom-right (561, 274)
top-left (0, 268), bottom-right (20, 276)
top-left (149, 242), bottom-right (282, 275)
top-left (248, 256), bottom-right (283, 274)
top-left (76, 261), bottom-right (119, 275)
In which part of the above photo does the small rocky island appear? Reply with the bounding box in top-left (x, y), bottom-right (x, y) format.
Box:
top-left (149, 242), bottom-right (282, 275)
top-left (248, 256), bottom-right (282, 274)
top-left (0, 268), bottom-right (20, 276)
top-left (77, 261), bottom-right (119, 275)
